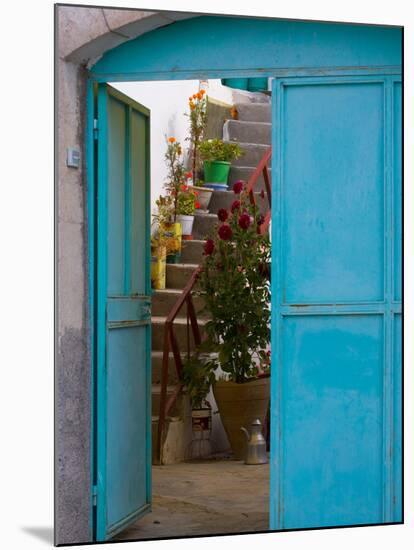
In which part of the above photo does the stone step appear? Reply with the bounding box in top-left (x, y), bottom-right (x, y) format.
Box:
top-left (223, 119), bottom-right (271, 145)
top-left (228, 165), bottom-right (272, 190)
top-left (233, 102), bottom-right (271, 122)
top-left (230, 142), bottom-right (271, 167)
top-left (209, 189), bottom-right (267, 215)
top-left (166, 263), bottom-right (199, 289)
top-left (232, 89), bottom-right (271, 104)
top-left (181, 239), bottom-right (205, 263)
top-left (151, 315), bottom-right (207, 351)
top-left (152, 288), bottom-right (206, 318)
top-left (192, 212), bottom-right (218, 240)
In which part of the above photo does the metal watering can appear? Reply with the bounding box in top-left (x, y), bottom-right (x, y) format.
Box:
top-left (240, 419), bottom-right (268, 465)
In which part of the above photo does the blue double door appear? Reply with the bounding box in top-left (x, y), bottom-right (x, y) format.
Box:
top-left (93, 72), bottom-right (402, 539)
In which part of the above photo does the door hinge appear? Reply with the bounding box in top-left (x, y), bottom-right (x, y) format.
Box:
top-left (92, 485), bottom-right (98, 507)
top-left (93, 119), bottom-right (99, 140)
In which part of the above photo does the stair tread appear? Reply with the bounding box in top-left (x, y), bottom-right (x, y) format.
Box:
top-left (225, 119), bottom-right (271, 127)
top-left (166, 262), bottom-right (200, 269)
top-left (226, 140), bottom-right (270, 148)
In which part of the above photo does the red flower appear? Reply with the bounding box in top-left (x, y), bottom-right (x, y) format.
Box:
top-left (218, 224), bottom-right (233, 241)
top-left (218, 208), bottom-right (228, 222)
top-left (185, 171), bottom-right (193, 179)
top-left (238, 213), bottom-right (251, 230)
top-left (233, 180), bottom-right (244, 194)
top-left (180, 184), bottom-right (188, 191)
top-left (231, 200), bottom-right (241, 213)
top-left (195, 201), bottom-right (201, 209)
top-left (204, 238), bottom-right (215, 255)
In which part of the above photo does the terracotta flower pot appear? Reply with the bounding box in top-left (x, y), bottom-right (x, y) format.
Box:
top-left (213, 377), bottom-right (270, 459)
top-left (190, 185), bottom-right (213, 211)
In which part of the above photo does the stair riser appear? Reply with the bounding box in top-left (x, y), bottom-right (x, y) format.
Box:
top-left (232, 143), bottom-right (271, 167)
top-left (192, 215), bottom-right (218, 240)
top-left (152, 321), bottom-right (206, 351)
top-left (228, 166), bottom-right (272, 191)
top-left (223, 120), bottom-right (271, 145)
top-left (181, 240), bottom-right (205, 263)
top-left (209, 190), bottom-right (267, 215)
top-left (152, 291), bottom-right (205, 318)
top-left (234, 103), bottom-right (271, 123)
top-left (166, 264), bottom-right (198, 289)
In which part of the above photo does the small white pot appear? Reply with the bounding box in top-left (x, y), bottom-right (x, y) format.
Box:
top-left (177, 214), bottom-right (194, 238)
top-left (190, 185), bottom-right (213, 211)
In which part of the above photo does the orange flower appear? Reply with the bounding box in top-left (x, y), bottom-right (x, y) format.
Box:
top-left (190, 103), bottom-right (195, 110)
top-left (192, 94), bottom-right (197, 99)
top-left (200, 89), bottom-right (206, 95)
top-left (168, 137), bottom-right (176, 143)
top-left (196, 92), bottom-right (202, 100)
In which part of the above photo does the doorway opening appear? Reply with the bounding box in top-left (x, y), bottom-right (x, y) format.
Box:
top-left (100, 76), bottom-right (273, 540)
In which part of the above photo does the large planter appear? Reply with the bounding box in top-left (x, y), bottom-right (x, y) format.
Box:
top-left (190, 185), bottom-right (213, 211)
top-left (213, 377), bottom-right (270, 459)
top-left (177, 214), bottom-right (194, 240)
top-left (203, 160), bottom-right (231, 186)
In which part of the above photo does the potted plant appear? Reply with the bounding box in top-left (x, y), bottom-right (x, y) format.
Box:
top-left (176, 183), bottom-right (201, 239)
top-left (155, 194), bottom-right (182, 264)
top-left (199, 179), bottom-right (271, 459)
top-left (185, 172), bottom-right (213, 212)
top-left (199, 138), bottom-right (243, 189)
top-left (182, 351), bottom-right (217, 459)
top-left (185, 89), bottom-right (207, 186)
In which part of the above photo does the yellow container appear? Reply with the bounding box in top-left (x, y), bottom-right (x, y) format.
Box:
top-left (160, 222), bottom-right (182, 263)
top-left (151, 245), bottom-right (167, 290)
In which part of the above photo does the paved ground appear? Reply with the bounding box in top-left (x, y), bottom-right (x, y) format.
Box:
top-left (115, 458), bottom-right (269, 541)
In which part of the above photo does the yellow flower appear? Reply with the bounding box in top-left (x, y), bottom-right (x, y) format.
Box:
top-left (168, 137), bottom-right (176, 143)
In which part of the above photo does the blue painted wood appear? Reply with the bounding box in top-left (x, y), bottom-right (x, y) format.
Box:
top-left (270, 72), bottom-right (402, 530)
top-left (90, 16), bottom-right (401, 82)
top-left (95, 84), bottom-right (151, 541)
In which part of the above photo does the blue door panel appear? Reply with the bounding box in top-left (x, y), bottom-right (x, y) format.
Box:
top-left (96, 84), bottom-right (151, 541)
top-left (107, 95), bottom-right (127, 296)
top-left (282, 81), bottom-right (385, 304)
top-left (271, 73), bottom-right (402, 530)
top-left (281, 315), bottom-right (384, 528)
top-left (393, 82), bottom-right (402, 303)
top-left (106, 325), bottom-right (148, 529)
top-left (393, 313), bottom-right (402, 520)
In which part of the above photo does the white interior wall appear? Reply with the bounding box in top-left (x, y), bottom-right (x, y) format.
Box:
top-left (112, 79), bottom-right (234, 215)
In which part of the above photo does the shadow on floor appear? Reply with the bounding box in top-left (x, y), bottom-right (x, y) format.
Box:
top-left (21, 526), bottom-right (54, 545)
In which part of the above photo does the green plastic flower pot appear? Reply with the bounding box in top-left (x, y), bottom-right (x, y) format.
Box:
top-left (203, 160), bottom-right (231, 185)
top-left (247, 77), bottom-right (269, 92)
top-left (221, 78), bottom-right (249, 91)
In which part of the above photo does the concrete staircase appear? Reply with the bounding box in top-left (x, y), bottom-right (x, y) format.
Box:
top-left (152, 91), bottom-right (271, 464)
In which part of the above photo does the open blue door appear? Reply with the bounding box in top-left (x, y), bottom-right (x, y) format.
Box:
top-left (95, 84), bottom-right (151, 541)
top-left (270, 73), bottom-right (402, 529)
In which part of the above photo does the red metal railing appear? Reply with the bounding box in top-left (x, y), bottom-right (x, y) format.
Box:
top-left (156, 147), bottom-right (272, 462)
